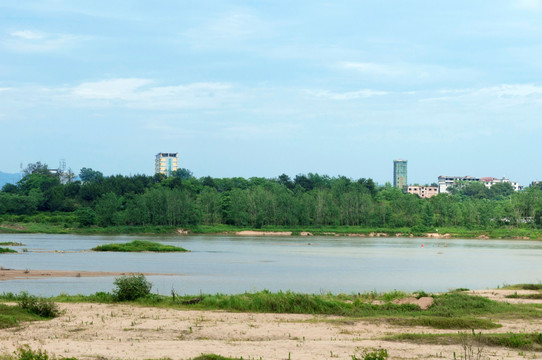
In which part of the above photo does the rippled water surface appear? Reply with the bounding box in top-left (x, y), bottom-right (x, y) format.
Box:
top-left (1, 234), bottom-right (541, 296)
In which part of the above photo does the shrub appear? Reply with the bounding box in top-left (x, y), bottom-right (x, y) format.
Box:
top-left (113, 274), bottom-right (152, 301)
top-left (15, 346), bottom-right (49, 360)
top-left (352, 348), bottom-right (388, 360)
top-left (18, 293), bottom-right (59, 318)
top-left (74, 207), bottom-right (96, 227)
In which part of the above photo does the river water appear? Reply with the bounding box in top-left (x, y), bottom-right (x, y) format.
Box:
top-left (0, 234), bottom-right (540, 296)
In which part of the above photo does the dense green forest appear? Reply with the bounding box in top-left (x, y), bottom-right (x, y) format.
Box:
top-left (1, 162), bottom-right (542, 231)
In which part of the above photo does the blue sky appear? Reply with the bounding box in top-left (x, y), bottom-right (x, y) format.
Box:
top-left (1, 0), bottom-right (541, 186)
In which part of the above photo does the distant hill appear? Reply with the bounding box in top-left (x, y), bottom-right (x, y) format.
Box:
top-left (0, 171), bottom-right (20, 188)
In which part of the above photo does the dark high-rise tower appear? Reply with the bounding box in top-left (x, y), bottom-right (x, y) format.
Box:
top-left (393, 159), bottom-right (407, 189)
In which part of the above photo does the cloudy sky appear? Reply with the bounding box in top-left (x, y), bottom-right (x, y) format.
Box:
top-left (1, 0), bottom-right (541, 185)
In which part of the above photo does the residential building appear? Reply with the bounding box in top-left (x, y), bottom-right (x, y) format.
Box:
top-left (480, 177), bottom-right (523, 191)
top-left (437, 175), bottom-right (480, 193)
top-left (155, 153), bottom-right (178, 177)
top-left (393, 159), bottom-right (407, 189)
top-left (438, 175), bottom-right (523, 193)
top-left (406, 185), bottom-right (439, 198)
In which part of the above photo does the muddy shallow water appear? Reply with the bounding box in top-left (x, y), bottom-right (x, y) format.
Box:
top-left (1, 234), bottom-right (541, 296)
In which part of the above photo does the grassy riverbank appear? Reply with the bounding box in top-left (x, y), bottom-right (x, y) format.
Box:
top-left (2, 286), bottom-right (542, 359)
top-left (2, 288), bottom-right (540, 331)
top-left (2, 219), bottom-right (542, 240)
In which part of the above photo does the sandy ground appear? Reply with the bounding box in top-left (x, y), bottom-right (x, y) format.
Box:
top-left (1, 291), bottom-right (542, 360)
top-left (0, 269), bottom-right (174, 281)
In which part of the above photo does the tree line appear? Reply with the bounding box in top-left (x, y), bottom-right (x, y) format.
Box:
top-left (1, 162), bottom-right (542, 229)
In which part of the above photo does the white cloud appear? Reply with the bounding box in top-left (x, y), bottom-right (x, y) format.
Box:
top-left (73, 78), bottom-right (154, 100)
top-left (5, 30), bottom-right (81, 52)
top-left (182, 10), bottom-right (274, 49)
top-left (514, 0), bottom-right (542, 10)
top-left (475, 84), bottom-right (542, 97)
top-left (11, 30), bottom-right (45, 40)
top-left (222, 122), bottom-right (300, 140)
top-left (341, 62), bottom-right (403, 77)
top-left (71, 78), bottom-right (235, 109)
top-left (339, 61), bottom-right (480, 85)
top-left (427, 84), bottom-right (542, 102)
top-left (306, 89), bottom-right (388, 100)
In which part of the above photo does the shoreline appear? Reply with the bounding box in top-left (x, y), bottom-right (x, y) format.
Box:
top-left (1, 223), bottom-right (540, 240)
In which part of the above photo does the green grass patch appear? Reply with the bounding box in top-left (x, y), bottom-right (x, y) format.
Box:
top-left (5, 289), bottom-right (542, 331)
top-left (501, 283), bottom-right (542, 291)
top-left (0, 304), bottom-right (47, 329)
top-left (92, 240), bottom-right (188, 252)
top-left (0, 242), bottom-right (24, 246)
top-left (385, 331), bottom-right (542, 351)
top-left (506, 292), bottom-right (542, 300)
top-left (0, 247), bottom-right (17, 253)
top-left (48, 290), bottom-right (541, 330)
top-left (386, 316), bottom-right (500, 330)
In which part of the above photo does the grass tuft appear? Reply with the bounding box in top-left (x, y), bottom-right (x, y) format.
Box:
top-left (386, 331), bottom-right (542, 351)
top-left (0, 247), bottom-right (17, 253)
top-left (387, 316), bottom-right (500, 330)
top-left (0, 303), bottom-right (51, 329)
top-left (505, 292), bottom-right (542, 300)
top-left (191, 356), bottom-right (244, 360)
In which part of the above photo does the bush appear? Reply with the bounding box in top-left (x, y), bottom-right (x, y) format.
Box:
top-left (74, 207), bottom-right (96, 227)
top-left (18, 292), bottom-right (59, 318)
top-left (14, 346), bottom-right (78, 360)
top-left (352, 348), bottom-right (388, 360)
top-left (113, 274), bottom-right (152, 301)
top-left (16, 346), bottom-right (49, 360)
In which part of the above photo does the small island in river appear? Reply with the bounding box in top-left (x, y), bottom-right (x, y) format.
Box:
top-left (91, 240), bottom-right (188, 252)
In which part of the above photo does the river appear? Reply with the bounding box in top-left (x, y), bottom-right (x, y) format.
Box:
top-left (0, 234), bottom-right (540, 296)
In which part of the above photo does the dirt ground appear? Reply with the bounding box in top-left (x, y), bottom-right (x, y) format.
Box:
top-left (1, 290), bottom-right (541, 360)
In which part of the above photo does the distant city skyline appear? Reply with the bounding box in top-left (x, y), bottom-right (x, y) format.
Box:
top-left (1, 1), bottom-right (541, 186)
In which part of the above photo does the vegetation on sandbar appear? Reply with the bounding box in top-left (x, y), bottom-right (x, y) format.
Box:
top-left (10, 276), bottom-right (537, 332)
top-left (0, 304), bottom-right (43, 329)
top-left (2, 278), bottom-right (542, 355)
top-left (0, 242), bottom-right (24, 246)
top-left (0, 247), bottom-right (17, 253)
top-left (92, 240), bottom-right (188, 252)
top-left (0, 293), bottom-right (59, 329)
top-left (385, 331), bottom-right (542, 352)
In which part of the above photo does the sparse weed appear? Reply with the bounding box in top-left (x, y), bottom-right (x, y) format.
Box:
top-left (352, 347), bottom-right (388, 360)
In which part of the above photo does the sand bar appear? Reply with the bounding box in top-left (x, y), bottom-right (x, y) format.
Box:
top-left (0, 269), bottom-right (176, 281)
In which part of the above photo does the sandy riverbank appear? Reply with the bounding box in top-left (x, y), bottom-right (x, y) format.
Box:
top-left (233, 230), bottom-right (457, 238)
top-left (1, 290), bottom-right (541, 360)
top-left (0, 269), bottom-right (175, 281)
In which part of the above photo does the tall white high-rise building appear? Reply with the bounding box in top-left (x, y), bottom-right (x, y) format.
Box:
top-left (155, 153), bottom-right (178, 177)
